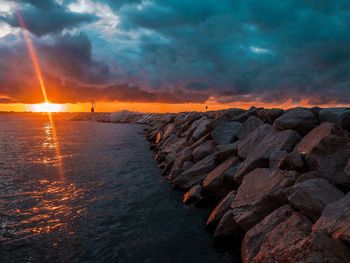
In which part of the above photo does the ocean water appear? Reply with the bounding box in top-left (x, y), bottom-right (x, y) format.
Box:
top-left (0, 114), bottom-right (237, 263)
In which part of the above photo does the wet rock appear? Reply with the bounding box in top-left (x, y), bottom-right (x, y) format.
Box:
top-left (211, 121), bottom-right (241, 145)
top-left (231, 168), bottom-right (299, 231)
top-left (193, 140), bottom-right (215, 162)
top-left (313, 193), bottom-right (350, 243)
top-left (172, 153), bottom-right (217, 189)
top-left (183, 185), bottom-right (203, 205)
top-left (319, 108), bottom-right (350, 131)
top-left (206, 190), bottom-right (237, 230)
top-left (256, 108), bottom-right (285, 124)
top-left (213, 210), bottom-right (240, 242)
top-left (202, 157), bottom-right (239, 199)
top-left (241, 205), bottom-right (312, 263)
top-left (236, 116), bottom-right (264, 140)
top-left (296, 122), bottom-right (350, 187)
top-left (287, 178), bottom-right (344, 221)
top-left (273, 107), bottom-right (319, 135)
top-left (235, 126), bottom-right (301, 183)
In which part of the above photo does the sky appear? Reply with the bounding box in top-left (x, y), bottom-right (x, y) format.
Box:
top-left (0, 0), bottom-right (349, 112)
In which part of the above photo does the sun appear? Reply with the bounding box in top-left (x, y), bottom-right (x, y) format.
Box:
top-left (31, 102), bottom-right (64, 112)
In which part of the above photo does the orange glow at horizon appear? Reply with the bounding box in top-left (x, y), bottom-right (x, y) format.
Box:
top-left (31, 102), bottom-right (65, 112)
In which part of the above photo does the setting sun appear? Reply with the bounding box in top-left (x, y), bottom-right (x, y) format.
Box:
top-left (31, 102), bottom-right (64, 112)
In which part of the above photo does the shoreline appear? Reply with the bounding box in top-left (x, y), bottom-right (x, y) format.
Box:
top-left (73, 107), bottom-right (350, 262)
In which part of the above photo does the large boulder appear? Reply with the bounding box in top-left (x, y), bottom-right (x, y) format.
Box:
top-left (295, 122), bottom-right (350, 187)
top-left (202, 157), bottom-right (239, 199)
top-left (256, 108), bottom-right (284, 124)
top-left (235, 125), bottom-right (301, 183)
top-left (214, 141), bottom-right (240, 162)
top-left (206, 109), bottom-right (244, 131)
top-left (211, 122), bottom-right (241, 145)
top-left (232, 107), bottom-right (259, 123)
top-left (287, 178), bottom-right (344, 221)
top-left (313, 193), bottom-right (350, 243)
top-left (187, 116), bottom-right (211, 142)
top-left (242, 205), bottom-right (350, 263)
top-left (273, 108), bottom-right (319, 135)
top-left (172, 153), bottom-right (217, 189)
top-left (241, 205), bottom-right (312, 263)
top-left (163, 122), bottom-right (176, 139)
top-left (231, 168), bottom-right (299, 231)
top-left (319, 108), bottom-right (350, 131)
top-left (192, 140), bottom-right (215, 162)
top-left (236, 116), bottom-right (264, 140)
top-left (206, 190), bottom-right (237, 229)
top-left (213, 210), bottom-right (240, 242)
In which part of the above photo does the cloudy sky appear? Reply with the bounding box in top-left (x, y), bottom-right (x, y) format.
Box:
top-left (0, 0), bottom-right (349, 111)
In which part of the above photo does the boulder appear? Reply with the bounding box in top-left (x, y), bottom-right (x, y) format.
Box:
top-left (269, 150), bottom-right (304, 172)
top-left (313, 193), bottom-right (350, 243)
top-left (192, 140), bottom-right (215, 162)
top-left (236, 116), bottom-right (264, 140)
top-left (345, 159), bottom-right (350, 177)
top-left (231, 168), bottom-right (299, 231)
top-left (256, 108), bottom-right (285, 124)
top-left (235, 126), bottom-right (301, 183)
top-left (206, 190), bottom-right (237, 229)
top-left (287, 178), bottom-right (344, 221)
top-left (232, 107), bottom-right (259, 123)
top-left (172, 153), bottom-right (217, 189)
top-left (206, 109), bottom-right (245, 131)
top-left (241, 205), bottom-right (312, 263)
top-left (202, 157), bottom-right (239, 199)
top-left (187, 116), bottom-right (211, 142)
top-left (296, 122), bottom-right (350, 187)
top-left (273, 108), bottom-right (319, 135)
top-left (319, 108), bottom-right (350, 131)
top-left (210, 121), bottom-right (241, 145)
top-left (163, 123), bottom-right (176, 139)
top-left (213, 210), bottom-right (240, 242)
top-left (214, 141), bottom-right (240, 162)
top-left (183, 185), bottom-right (203, 205)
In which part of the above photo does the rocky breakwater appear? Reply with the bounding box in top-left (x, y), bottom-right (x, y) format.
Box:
top-left (145, 107), bottom-right (350, 263)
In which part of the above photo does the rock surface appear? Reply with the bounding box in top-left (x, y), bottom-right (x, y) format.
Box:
top-left (273, 107), bottom-right (319, 135)
top-left (211, 121), bottom-right (241, 145)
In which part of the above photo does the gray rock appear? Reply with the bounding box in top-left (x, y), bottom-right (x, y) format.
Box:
top-left (235, 126), bottom-right (301, 183)
top-left (273, 107), bottom-right (319, 135)
top-left (214, 141), bottom-right (240, 162)
top-left (213, 210), bottom-right (240, 241)
top-left (172, 153), bottom-right (217, 189)
top-left (288, 178), bottom-right (344, 221)
top-left (202, 157), bottom-right (239, 199)
top-left (236, 116), bottom-right (264, 140)
top-left (296, 171), bottom-right (321, 183)
top-left (210, 122), bottom-right (241, 145)
top-left (256, 108), bottom-right (285, 124)
top-left (241, 205), bottom-right (312, 263)
top-left (206, 109), bottom-right (245, 131)
top-left (232, 168), bottom-right (299, 231)
top-left (296, 122), bottom-right (350, 187)
top-left (192, 140), bottom-right (215, 162)
top-left (319, 108), bottom-right (350, 131)
top-left (206, 190), bottom-right (237, 229)
top-left (313, 193), bottom-right (350, 243)
top-left (187, 116), bottom-right (211, 142)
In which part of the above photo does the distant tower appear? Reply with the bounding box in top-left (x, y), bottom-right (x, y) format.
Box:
top-left (91, 99), bottom-right (95, 112)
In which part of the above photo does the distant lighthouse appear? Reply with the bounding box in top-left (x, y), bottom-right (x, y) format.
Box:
top-left (91, 99), bottom-right (95, 113)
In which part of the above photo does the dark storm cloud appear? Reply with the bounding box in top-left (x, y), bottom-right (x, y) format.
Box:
top-left (0, 0), bottom-right (350, 105)
top-left (1, 0), bottom-right (97, 36)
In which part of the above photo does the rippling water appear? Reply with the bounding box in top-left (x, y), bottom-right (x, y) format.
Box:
top-left (0, 114), bottom-right (237, 263)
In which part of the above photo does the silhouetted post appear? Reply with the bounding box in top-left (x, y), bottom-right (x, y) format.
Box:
top-left (91, 100), bottom-right (95, 113)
